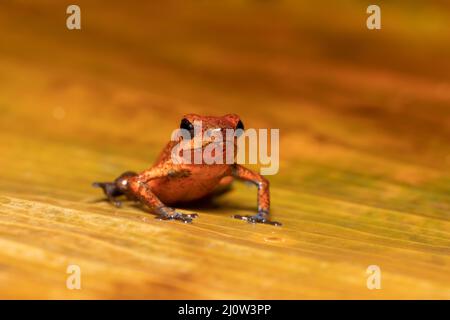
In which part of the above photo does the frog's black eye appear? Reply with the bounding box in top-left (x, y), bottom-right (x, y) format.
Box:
top-left (236, 120), bottom-right (244, 131)
top-left (180, 118), bottom-right (194, 139)
top-left (235, 119), bottom-right (244, 137)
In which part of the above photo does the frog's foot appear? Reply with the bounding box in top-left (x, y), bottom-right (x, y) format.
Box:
top-left (233, 210), bottom-right (282, 226)
top-left (155, 208), bottom-right (198, 224)
top-left (92, 182), bottom-right (123, 207)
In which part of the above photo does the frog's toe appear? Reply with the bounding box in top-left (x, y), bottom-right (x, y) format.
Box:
top-left (173, 213), bottom-right (193, 223)
top-left (184, 212), bottom-right (198, 219)
top-left (113, 200), bottom-right (122, 208)
top-left (155, 211), bottom-right (198, 223)
top-left (176, 212), bottom-right (198, 223)
top-left (233, 214), bottom-right (282, 226)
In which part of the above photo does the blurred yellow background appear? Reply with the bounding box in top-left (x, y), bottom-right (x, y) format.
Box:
top-left (0, 0), bottom-right (449, 299)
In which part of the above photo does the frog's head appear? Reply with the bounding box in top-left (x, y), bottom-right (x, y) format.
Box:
top-left (175, 113), bottom-right (244, 163)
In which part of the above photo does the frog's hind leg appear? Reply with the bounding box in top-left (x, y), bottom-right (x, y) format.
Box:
top-left (92, 171), bottom-right (137, 207)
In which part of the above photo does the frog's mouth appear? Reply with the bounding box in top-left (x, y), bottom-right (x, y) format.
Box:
top-left (175, 138), bottom-right (237, 164)
top-left (197, 138), bottom-right (236, 150)
top-left (189, 139), bottom-right (237, 161)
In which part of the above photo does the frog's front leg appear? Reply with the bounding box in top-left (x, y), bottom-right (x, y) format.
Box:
top-left (231, 164), bottom-right (281, 226)
top-left (126, 166), bottom-right (198, 223)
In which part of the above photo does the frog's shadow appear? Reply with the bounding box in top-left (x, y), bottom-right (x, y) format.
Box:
top-left (91, 185), bottom-right (254, 213)
top-left (174, 185), bottom-right (254, 212)
top-left (177, 197), bottom-right (254, 213)
top-left (127, 194), bottom-right (254, 213)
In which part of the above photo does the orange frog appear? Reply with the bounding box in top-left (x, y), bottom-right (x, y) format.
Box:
top-left (93, 114), bottom-right (281, 226)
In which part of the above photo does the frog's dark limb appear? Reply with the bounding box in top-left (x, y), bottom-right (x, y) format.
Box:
top-left (230, 164), bottom-right (281, 226)
top-left (92, 171), bottom-right (138, 207)
top-left (126, 167), bottom-right (197, 223)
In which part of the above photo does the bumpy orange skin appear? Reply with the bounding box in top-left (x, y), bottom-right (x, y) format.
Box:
top-left (94, 114), bottom-right (279, 225)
